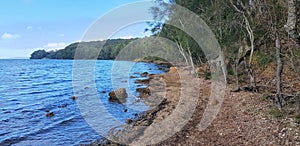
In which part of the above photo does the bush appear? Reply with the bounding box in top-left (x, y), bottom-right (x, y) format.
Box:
top-left (255, 51), bottom-right (273, 67)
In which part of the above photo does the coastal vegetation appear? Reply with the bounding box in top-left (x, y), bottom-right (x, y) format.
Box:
top-left (148, 0), bottom-right (299, 108)
top-left (30, 0), bottom-right (300, 145)
top-left (30, 38), bottom-right (137, 60)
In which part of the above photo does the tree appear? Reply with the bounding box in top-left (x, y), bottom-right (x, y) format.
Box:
top-left (30, 50), bottom-right (49, 59)
top-left (285, 0), bottom-right (300, 47)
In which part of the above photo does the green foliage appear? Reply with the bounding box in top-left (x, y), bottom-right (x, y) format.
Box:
top-left (255, 50), bottom-right (273, 67)
top-left (30, 50), bottom-right (49, 59)
top-left (227, 69), bottom-right (235, 76)
top-left (30, 39), bottom-right (137, 60)
top-left (293, 49), bottom-right (300, 58)
top-left (140, 56), bottom-right (168, 62)
top-left (295, 116), bottom-right (300, 124)
top-left (204, 71), bottom-right (212, 80)
top-left (267, 107), bottom-right (287, 119)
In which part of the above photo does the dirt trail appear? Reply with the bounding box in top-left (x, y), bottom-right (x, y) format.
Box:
top-left (89, 71), bottom-right (300, 146)
top-left (151, 74), bottom-right (300, 146)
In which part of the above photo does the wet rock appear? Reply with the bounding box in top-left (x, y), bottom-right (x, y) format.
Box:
top-left (123, 109), bottom-right (128, 112)
top-left (70, 96), bottom-right (77, 100)
top-left (149, 74), bottom-right (156, 79)
top-left (134, 79), bottom-right (150, 84)
top-left (46, 111), bottom-right (54, 118)
top-left (126, 118), bottom-right (133, 124)
top-left (109, 88), bottom-right (128, 103)
top-left (130, 76), bottom-right (136, 79)
top-left (100, 91), bottom-right (106, 94)
top-left (141, 72), bottom-right (149, 77)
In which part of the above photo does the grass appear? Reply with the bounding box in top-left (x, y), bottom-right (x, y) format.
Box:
top-left (266, 107), bottom-right (287, 119)
top-left (258, 94), bottom-right (270, 102)
top-left (293, 49), bottom-right (300, 57)
top-left (204, 72), bottom-right (212, 80)
top-left (295, 116), bottom-right (300, 124)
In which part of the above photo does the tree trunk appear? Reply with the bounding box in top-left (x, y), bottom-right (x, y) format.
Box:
top-left (286, 0), bottom-right (300, 47)
top-left (275, 35), bottom-right (285, 108)
top-left (231, 0), bottom-right (258, 92)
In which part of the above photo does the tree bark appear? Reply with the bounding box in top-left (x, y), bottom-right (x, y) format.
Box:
top-left (231, 1), bottom-right (258, 92)
top-left (275, 35), bottom-right (285, 108)
top-left (286, 0), bottom-right (300, 47)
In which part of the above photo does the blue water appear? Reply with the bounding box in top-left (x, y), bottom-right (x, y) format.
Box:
top-left (0, 59), bottom-right (164, 146)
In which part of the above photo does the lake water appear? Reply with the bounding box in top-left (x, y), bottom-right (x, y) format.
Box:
top-left (0, 59), bottom-right (165, 146)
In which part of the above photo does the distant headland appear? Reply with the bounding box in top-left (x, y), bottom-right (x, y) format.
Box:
top-left (30, 38), bottom-right (137, 60)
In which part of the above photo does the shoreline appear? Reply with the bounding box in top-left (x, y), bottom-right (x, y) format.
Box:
top-left (87, 60), bottom-right (300, 145)
top-left (86, 60), bottom-right (175, 145)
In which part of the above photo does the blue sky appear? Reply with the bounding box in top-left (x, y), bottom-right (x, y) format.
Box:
top-left (0, 0), bottom-right (155, 59)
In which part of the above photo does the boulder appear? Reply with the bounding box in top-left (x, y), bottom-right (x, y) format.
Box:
top-left (169, 67), bottom-right (178, 73)
top-left (109, 88), bottom-right (128, 103)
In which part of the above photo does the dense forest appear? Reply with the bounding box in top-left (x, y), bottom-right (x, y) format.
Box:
top-left (148, 0), bottom-right (299, 108)
top-left (30, 38), bottom-right (137, 60)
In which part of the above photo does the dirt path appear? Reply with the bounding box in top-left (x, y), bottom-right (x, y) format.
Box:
top-left (89, 71), bottom-right (300, 146)
top-left (153, 79), bottom-right (300, 146)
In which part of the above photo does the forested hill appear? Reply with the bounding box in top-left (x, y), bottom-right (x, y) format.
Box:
top-left (30, 38), bottom-right (137, 60)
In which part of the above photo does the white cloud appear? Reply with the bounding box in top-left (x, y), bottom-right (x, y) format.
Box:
top-left (43, 42), bottom-right (66, 49)
top-left (59, 34), bottom-right (65, 37)
top-left (26, 26), bottom-right (33, 30)
top-left (37, 26), bottom-right (42, 30)
top-left (1, 33), bottom-right (21, 40)
top-left (118, 35), bottom-right (135, 39)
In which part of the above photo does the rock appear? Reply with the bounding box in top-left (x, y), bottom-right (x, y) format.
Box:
top-left (149, 74), bottom-right (156, 79)
top-left (136, 87), bottom-right (151, 95)
top-left (141, 72), bottom-right (149, 77)
top-left (123, 109), bottom-right (128, 112)
top-left (169, 67), bottom-right (178, 73)
top-left (58, 104), bottom-right (67, 108)
top-left (135, 79), bottom-right (150, 84)
top-left (196, 67), bottom-right (205, 74)
top-left (100, 91), bottom-right (106, 94)
top-left (70, 96), bottom-right (77, 100)
top-left (209, 99), bottom-right (218, 106)
top-left (46, 111), bottom-right (54, 117)
top-left (109, 88), bottom-right (128, 103)
top-left (126, 118), bottom-right (133, 124)
top-left (130, 76), bottom-right (136, 79)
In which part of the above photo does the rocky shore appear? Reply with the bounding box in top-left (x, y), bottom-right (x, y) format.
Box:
top-left (86, 62), bottom-right (300, 146)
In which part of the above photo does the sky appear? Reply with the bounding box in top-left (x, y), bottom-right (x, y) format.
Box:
top-left (0, 0), bottom-right (155, 59)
